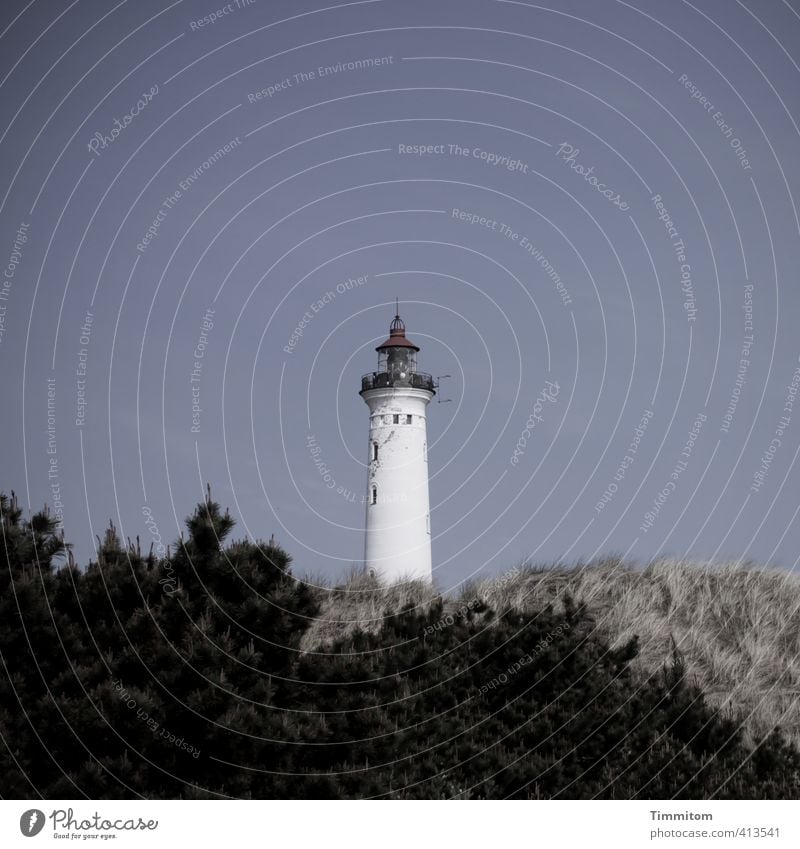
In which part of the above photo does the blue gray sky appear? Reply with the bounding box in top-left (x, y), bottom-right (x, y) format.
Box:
top-left (2, 0), bottom-right (800, 589)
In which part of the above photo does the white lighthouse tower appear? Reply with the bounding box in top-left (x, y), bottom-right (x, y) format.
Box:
top-left (360, 309), bottom-right (435, 583)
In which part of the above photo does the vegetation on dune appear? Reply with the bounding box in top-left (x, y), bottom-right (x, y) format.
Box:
top-left (1, 489), bottom-right (799, 799)
top-left (470, 558), bottom-right (800, 750)
top-left (309, 556), bottom-right (800, 752)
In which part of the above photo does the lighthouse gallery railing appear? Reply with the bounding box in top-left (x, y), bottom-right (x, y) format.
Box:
top-left (360, 372), bottom-right (435, 392)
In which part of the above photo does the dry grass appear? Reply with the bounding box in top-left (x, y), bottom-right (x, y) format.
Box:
top-left (299, 558), bottom-right (800, 747)
top-left (469, 556), bottom-right (800, 748)
top-left (298, 566), bottom-right (441, 653)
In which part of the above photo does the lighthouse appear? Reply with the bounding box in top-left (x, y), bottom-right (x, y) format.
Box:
top-left (360, 309), bottom-right (435, 583)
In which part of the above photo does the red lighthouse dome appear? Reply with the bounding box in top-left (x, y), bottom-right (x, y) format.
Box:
top-left (376, 313), bottom-right (420, 352)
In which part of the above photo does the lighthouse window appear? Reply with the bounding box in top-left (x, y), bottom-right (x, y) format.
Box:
top-left (372, 442), bottom-right (378, 461)
top-left (371, 486), bottom-right (377, 505)
top-left (383, 414), bottom-right (391, 424)
top-left (406, 414), bottom-right (412, 424)
top-left (393, 414), bottom-right (399, 424)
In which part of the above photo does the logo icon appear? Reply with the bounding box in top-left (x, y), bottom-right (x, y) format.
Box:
top-left (19, 809), bottom-right (45, 837)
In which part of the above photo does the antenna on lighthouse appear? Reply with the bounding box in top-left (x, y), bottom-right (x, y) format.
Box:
top-left (435, 374), bottom-right (452, 403)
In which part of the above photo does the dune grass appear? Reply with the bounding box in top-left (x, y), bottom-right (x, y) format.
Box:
top-left (301, 558), bottom-right (800, 748)
top-left (298, 566), bottom-right (441, 652)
